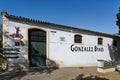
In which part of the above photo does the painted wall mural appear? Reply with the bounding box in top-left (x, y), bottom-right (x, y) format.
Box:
top-left (10, 27), bottom-right (24, 46)
top-left (3, 26), bottom-right (27, 64)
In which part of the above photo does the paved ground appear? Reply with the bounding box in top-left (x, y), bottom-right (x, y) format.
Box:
top-left (0, 67), bottom-right (120, 80)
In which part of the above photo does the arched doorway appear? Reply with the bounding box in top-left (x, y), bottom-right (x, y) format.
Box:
top-left (28, 29), bottom-right (46, 67)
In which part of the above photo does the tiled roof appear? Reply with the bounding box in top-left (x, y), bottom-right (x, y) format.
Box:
top-left (1, 12), bottom-right (115, 38)
top-left (1, 12), bottom-right (69, 28)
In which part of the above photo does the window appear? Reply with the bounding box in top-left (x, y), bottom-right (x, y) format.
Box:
top-left (74, 35), bottom-right (82, 43)
top-left (113, 40), bottom-right (117, 46)
top-left (98, 38), bottom-right (103, 45)
top-left (30, 30), bottom-right (46, 42)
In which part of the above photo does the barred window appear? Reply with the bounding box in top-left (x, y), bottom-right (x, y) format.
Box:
top-left (30, 30), bottom-right (46, 42)
top-left (98, 38), bottom-right (103, 45)
top-left (74, 35), bottom-right (82, 43)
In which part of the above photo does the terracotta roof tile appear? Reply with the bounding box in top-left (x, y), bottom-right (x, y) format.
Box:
top-left (1, 12), bottom-right (115, 38)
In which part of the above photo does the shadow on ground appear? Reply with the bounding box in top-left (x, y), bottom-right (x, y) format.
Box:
top-left (29, 66), bottom-right (58, 74)
top-left (0, 71), bottom-right (27, 80)
top-left (72, 74), bottom-right (109, 80)
top-left (0, 67), bottom-right (58, 80)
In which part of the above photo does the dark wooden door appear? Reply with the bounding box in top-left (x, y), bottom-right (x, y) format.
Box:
top-left (28, 29), bottom-right (46, 67)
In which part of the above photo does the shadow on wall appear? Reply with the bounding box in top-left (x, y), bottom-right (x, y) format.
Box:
top-left (5, 59), bottom-right (59, 72)
top-left (2, 29), bottom-right (59, 71)
top-left (2, 32), bottom-right (29, 71)
top-left (46, 59), bottom-right (59, 69)
top-left (29, 59), bottom-right (59, 72)
top-left (6, 61), bottom-right (28, 71)
top-left (72, 74), bottom-right (109, 80)
top-left (108, 38), bottom-right (120, 64)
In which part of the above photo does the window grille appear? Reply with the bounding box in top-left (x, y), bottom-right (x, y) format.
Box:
top-left (74, 35), bottom-right (82, 43)
top-left (98, 38), bottom-right (103, 45)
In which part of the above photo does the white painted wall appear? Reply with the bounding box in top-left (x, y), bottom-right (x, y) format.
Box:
top-left (49, 29), bottom-right (113, 67)
top-left (3, 21), bottom-right (30, 63)
top-left (3, 20), bottom-right (119, 67)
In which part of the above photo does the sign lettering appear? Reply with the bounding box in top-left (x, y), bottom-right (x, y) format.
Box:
top-left (71, 44), bottom-right (104, 52)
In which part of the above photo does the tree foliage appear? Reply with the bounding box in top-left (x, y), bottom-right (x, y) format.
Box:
top-left (116, 11), bottom-right (120, 27)
top-left (0, 41), bottom-right (2, 53)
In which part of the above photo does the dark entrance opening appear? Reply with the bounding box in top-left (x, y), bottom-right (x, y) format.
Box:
top-left (28, 29), bottom-right (46, 67)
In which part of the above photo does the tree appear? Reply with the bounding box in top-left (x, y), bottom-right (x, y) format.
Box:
top-left (0, 33), bottom-right (2, 53)
top-left (116, 8), bottom-right (120, 34)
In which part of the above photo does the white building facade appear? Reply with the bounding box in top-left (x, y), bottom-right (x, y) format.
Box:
top-left (1, 12), bottom-right (120, 69)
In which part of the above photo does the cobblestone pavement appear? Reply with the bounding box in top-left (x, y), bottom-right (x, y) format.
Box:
top-left (0, 67), bottom-right (120, 80)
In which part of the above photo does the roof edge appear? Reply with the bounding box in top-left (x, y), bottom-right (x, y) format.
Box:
top-left (0, 12), bottom-right (115, 38)
top-left (1, 12), bottom-right (8, 16)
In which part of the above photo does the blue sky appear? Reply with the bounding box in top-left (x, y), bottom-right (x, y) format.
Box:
top-left (0, 0), bottom-right (120, 34)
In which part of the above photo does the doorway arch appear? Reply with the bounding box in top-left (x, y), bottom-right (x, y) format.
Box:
top-left (28, 29), bottom-right (46, 67)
